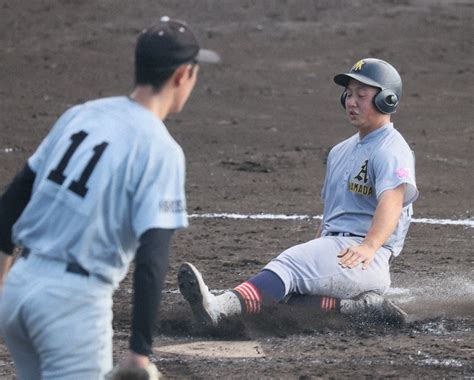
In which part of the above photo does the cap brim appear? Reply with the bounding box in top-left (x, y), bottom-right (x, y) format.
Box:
top-left (196, 49), bottom-right (221, 64)
top-left (334, 73), bottom-right (381, 89)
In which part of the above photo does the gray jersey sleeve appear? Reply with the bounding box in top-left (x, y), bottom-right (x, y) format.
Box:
top-left (320, 149), bottom-right (334, 201)
top-left (131, 144), bottom-right (188, 238)
top-left (371, 142), bottom-right (418, 207)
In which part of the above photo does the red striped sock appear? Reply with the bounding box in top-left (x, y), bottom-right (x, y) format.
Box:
top-left (233, 281), bottom-right (263, 314)
top-left (284, 293), bottom-right (341, 311)
top-left (320, 296), bottom-right (338, 311)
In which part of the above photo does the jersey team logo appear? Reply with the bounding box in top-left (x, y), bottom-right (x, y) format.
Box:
top-left (396, 168), bottom-right (410, 179)
top-left (349, 160), bottom-right (373, 196)
top-left (354, 160), bottom-right (369, 183)
top-left (352, 60), bottom-right (365, 71)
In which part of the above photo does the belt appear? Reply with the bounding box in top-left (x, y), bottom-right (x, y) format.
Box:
top-left (21, 248), bottom-right (90, 277)
top-left (326, 232), bottom-right (365, 238)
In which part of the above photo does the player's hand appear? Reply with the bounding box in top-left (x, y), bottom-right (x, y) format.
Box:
top-left (106, 352), bottom-right (162, 379)
top-left (337, 243), bottom-right (376, 270)
top-left (120, 350), bottom-right (150, 368)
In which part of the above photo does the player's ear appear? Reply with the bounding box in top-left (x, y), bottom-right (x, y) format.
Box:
top-left (172, 64), bottom-right (191, 87)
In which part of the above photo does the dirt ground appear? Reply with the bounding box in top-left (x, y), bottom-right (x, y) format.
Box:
top-left (1, 0), bottom-right (473, 378)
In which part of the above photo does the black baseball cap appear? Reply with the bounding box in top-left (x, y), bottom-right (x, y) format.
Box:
top-left (135, 16), bottom-right (220, 69)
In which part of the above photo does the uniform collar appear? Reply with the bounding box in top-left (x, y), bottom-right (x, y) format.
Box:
top-left (125, 96), bottom-right (164, 124)
top-left (358, 123), bottom-right (393, 143)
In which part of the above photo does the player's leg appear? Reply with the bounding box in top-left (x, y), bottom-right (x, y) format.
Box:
top-left (4, 256), bottom-right (114, 379)
top-left (179, 236), bottom-right (404, 325)
top-left (1, 328), bottom-right (42, 380)
top-left (230, 237), bottom-right (365, 316)
top-left (0, 265), bottom-right (42, 379)
top-left (178, 262), bottom-right (285, 325)
top-left (178, 238), bottom-right (344, 325)
top-left (266, 236), bottom-right (406, 322)
top-left (28, 275), bottom-right (114, 380)
top-left (284, 289), bottom-right (407, 324)
top-left (265, 236), bottom-right (391, 297)
top-left (179, 236), bottom-right (368, 325)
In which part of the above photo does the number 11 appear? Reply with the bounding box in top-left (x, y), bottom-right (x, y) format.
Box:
top-left (47, 131), bottom-right (108, 197)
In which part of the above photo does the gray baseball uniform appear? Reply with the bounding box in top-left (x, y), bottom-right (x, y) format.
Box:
top-left (0, 96), bottom-right (188, 379)
top-left (265, 122), bottom-right (418, 298)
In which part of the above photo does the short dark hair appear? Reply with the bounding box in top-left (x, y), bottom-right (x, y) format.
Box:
top-left (134, 64), bottom-right (177, 92)
top-left (134, 61), bottom-right (197, 92)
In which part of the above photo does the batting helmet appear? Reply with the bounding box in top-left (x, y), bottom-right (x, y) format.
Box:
top-left (334, 58), bottom-right (402, 114)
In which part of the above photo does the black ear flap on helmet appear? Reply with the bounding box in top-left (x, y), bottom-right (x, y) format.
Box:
top-left (340, 91), bottom-right (347, 109)
top-left (374, 89), bottom-right (399, 114)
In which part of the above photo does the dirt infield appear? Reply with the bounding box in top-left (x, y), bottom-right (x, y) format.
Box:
top-left (1, 0), bottom-right (473, 378)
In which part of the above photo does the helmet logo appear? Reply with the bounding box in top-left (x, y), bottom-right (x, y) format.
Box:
top-left (352, 60), bottom-right (365, 71)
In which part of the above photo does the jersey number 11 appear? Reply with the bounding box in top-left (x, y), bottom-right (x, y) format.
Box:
top-left (47, 130), bottom-right (108, 198)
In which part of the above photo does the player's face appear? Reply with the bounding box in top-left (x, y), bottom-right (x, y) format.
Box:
top-left (344, 80), bottom-right (386, 131)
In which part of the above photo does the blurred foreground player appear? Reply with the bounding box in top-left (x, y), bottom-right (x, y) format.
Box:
top-left (179, 58), bottom-right (418, 326)
top-left (0, 17), bottom-right (219, 379)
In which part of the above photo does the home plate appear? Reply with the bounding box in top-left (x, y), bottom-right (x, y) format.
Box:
top-left (154, 340), bottom-right (265, 358)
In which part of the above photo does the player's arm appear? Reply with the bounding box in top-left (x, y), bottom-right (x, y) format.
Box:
top-left (0, 252), bottom-right (13, 291)
top-left (318, 147), bottom-right (333, 240)
top-left (338, 183), bottom-right (406, 269)
top-left (125, 228), bottom-right (175, 367)
top-left (0, 163), bottom-right (36, 288)
top-left (315, 220), bottom-right (323, 238)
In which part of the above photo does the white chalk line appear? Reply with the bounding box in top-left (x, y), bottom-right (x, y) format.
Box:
top-left (189, 212), bottom-right (474, 228)
top-left (1, 146), bottom-right (472, 229)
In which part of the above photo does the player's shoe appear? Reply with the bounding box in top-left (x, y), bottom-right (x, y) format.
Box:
top-left (178, 262), bottom-right (221, 326)
top-left (341, 291), bottom-right (408, 324)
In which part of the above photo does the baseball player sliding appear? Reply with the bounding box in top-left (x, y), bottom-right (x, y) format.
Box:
top-left (179, 58), bottom-right (418, 326)
top-left (0, 17), bottom-right (219, 379)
